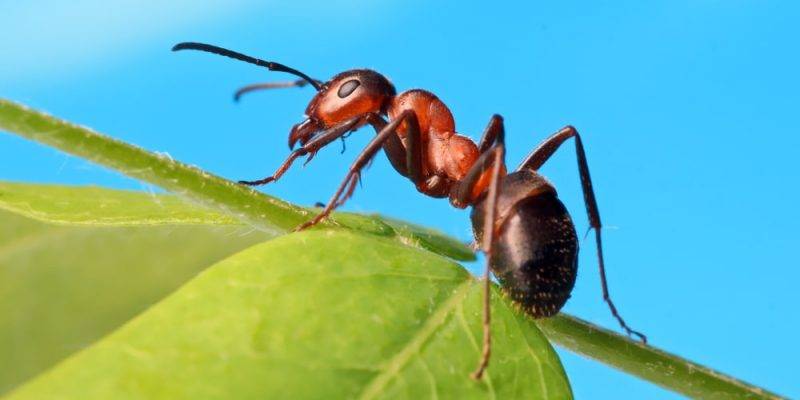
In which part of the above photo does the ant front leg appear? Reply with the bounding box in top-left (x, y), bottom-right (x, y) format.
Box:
top-left (239, 116), bottom-right (361, 186)
top-left (518, 126), bottom-right (647, 343)
top-left (294, 110), bottom-right (421, 231)
top-left (363, 113), bottom-right (424, 184)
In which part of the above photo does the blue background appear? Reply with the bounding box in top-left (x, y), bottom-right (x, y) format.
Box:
top-left (2, 1), bottom-right (798, 398)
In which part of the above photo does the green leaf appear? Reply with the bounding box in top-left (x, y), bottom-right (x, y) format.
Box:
top-left (0, 180), bottom-right (468, 394)
top-left (378, 216), bottom-right (476, 262)
top-left (0, 208), bottom-right (273, 394)
top-left (0, 100), bottom-right (474, 261)
top-left (5, 231), bottom-right (573, 400)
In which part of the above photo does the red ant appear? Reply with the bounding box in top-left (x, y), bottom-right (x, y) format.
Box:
top-left (173, 42), bottom-right (647, 379)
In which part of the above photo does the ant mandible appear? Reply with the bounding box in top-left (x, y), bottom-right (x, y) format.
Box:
top-left (173, 42), bottom-right (647, 379)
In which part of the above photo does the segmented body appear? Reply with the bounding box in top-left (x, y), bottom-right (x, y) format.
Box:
top-left (388, 89), bottom-right (482, 198)
top-left (471, 170), bottom-right (579, 316)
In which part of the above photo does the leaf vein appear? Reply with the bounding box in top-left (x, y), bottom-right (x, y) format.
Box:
top-left (418, 358), bottom-right (439, 400)
top-left (508, 307), bottom-right (549, 399)
top-left (455, 299), bottom-right (497, 400)
top-left (0, 228), bottom-right (71, 261)
top-left (357, 280), bottom-right (473, 400)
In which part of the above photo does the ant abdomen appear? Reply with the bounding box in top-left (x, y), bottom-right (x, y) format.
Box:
top-left (492, 192), bottom-right (579, 317)
top-left (471, 170), bottom-right (579, 317)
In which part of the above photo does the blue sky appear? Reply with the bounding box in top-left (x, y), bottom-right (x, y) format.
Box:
top-left (2, 1), bottom-right (798, 398)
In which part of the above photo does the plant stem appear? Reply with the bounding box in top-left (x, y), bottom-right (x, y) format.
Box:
top-left (0, 99), bottom-right (355, 234)
top-left (538, 315), bottom-right (785, 400)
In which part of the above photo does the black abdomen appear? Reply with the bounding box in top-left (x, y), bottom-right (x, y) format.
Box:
top-left (471, 172), bottom-right (579, 318)
top-left (493, 193), bottom-right (578, 316)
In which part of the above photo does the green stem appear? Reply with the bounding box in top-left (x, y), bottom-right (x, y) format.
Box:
top-left (0, 99), bottom-right (368, 235)
top-left (539, 315), bottom-right (785, 399)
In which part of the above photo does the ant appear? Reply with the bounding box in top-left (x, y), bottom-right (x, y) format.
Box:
top-left (173, 42), bottom-right (647, 379)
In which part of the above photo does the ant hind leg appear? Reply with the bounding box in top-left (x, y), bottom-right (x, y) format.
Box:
top-left (518, 126), bottom-right (647, 343)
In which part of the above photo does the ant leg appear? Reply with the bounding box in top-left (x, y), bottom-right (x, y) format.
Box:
top-left (477, 114), bottom-right (504, 153)
top-left (517, 126), bottom-right (647, 343)
top-left (466, 143), bottom-right (506, 380)
top-left (450, 116), bottom-right (505, 208)
top-left (239, 116), bottom-right (361, 186)
top-left (295, 110), bottom-right (419, 231)
top-left (402, 112), bottom-right (423, 184)
top-left (449, 120), bottom-right (507, 379)
top-left (363, 113), bottom-right (417, 179)
top-left (233, 79), bottom-right (315, 102)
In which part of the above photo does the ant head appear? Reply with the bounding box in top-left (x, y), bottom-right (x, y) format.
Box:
top-left (171, 42), bottom-right (395, 149)
top-left (292, 69), bottom-right (395, 148)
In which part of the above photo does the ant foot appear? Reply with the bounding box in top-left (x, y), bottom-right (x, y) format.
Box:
top-left (238, 177), bottom-right (276, 186)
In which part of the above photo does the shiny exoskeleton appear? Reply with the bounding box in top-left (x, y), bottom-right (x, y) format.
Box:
top-left (173, 42), bottom-right (646, 379)
top-left (471, 171), bottom-right (578, 318)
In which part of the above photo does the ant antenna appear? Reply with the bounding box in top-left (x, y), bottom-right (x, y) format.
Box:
top-left (233, 79), bottom-right (317, 102)
top-left (172, 42), bottom-right (322, 91)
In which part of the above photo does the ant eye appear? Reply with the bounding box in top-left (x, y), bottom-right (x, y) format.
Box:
top-left (337, 79), bottom-right (360, 98)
